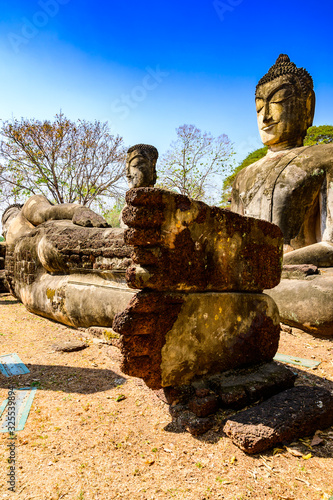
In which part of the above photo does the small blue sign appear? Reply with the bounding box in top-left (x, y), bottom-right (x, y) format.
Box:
top-left (0, 353), bottom-right (30, 377)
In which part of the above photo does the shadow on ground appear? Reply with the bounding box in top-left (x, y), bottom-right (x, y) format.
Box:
top-left (0, 364), bottom-right (127, 394)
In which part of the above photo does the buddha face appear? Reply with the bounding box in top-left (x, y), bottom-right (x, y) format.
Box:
top-left (2, 206), bottom-right (21, 239)
top-left (126, 149), bottom-right (156, 188)
top-left (255, 75), bottom-right (314, 150)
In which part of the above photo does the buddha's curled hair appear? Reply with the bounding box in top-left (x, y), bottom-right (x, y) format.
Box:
top-left (256, 54), bottom-right (314, 97)
top-left (127, 144), bottom-right (159, 162)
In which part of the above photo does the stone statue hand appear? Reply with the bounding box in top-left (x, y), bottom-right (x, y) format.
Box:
top-left (122, 187), bottom-right (282, 292)
top-left (72, 207), bottom-right (110, 228)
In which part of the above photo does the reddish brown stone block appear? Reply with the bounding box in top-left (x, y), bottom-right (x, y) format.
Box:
top-left (208, 361), bottom-right (296, 409)
top-left (188, 394), bottom-right (219, 417)
top-left (223, 386), bottom-right (333, 454)
top-left (113, 291), bottom-right (184, 389)
top-left (185, 417), bottom-right (214, 436)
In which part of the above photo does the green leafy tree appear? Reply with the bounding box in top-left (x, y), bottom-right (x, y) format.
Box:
top-left (303, 125), bottom-right (333, 145)
top-left (220, 147), bottom-right (267, 206)
top-left (221, 125), bottom-right (333, 207)
top-left (102, 196), bottom-right (125, 228)
top-left (157, 124), bottom-right (234, 202)
top-left (0, 112), bottom-right (126, 208)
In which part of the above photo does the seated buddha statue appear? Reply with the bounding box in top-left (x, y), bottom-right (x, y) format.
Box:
top-left (231, 54), bottom-right (333, 336)
top-left (2, 144), bottom-right (158, 328)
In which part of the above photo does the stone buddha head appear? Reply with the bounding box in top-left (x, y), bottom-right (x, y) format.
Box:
top-left (2, 203), bottom-right (23, 239)
top-left (255, 54), bottom-right (315, 151)
top-left (126, 144), bottom-right (158, 189)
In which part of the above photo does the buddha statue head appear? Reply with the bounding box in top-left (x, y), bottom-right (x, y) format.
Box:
top-left (255, 54), bottom-right (315, 151)
top-left (2, 203), bottom-right (23, 239)
top-left (126, 144), bottom-right (158, 189)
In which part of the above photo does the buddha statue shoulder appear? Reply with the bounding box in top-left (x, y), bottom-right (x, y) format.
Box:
top-left (231, 54), bottom-right (333, 266)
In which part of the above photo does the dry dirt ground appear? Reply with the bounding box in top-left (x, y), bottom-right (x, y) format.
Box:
top-left (0, 293), bottom-right (333, 500)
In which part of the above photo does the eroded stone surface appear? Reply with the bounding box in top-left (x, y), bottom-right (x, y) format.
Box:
top-left (185, 417), bottom-right (215, 436)
top-left (113, 291), bottom-right (184, 389)
top-left (223, 386), bottom-right (333, 454)
top-left (4, 221), bottom-right (135, 328)
top-left (160, 293), bottom-right (280, 387)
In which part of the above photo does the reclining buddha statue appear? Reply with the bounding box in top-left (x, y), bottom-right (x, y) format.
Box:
top-left (3, 144), bottom-right (158, 328)
top-left (231, 54), bottom-right (333, 336)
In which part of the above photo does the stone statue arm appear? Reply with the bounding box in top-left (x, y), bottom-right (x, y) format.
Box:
top-left (283, 241), bottom-right (333, 266)
top-left (21, 194), bottom-right (109, 228)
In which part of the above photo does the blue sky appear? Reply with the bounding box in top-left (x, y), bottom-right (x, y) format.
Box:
top-left (0, 0), bottom-right (332, 166)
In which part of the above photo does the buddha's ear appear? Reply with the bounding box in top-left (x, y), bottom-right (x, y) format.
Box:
top-left (305, 90), bottom-right (315, 128)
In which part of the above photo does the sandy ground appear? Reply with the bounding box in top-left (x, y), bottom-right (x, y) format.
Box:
top-left (0, 293), bottom-right (333, 500)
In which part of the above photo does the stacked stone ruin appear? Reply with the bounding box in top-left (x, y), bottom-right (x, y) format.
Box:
top-left (113, 187), bottom-right (284, 390)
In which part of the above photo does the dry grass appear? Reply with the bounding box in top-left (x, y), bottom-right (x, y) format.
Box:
top-left (0, 293), bottom-right (333, 500)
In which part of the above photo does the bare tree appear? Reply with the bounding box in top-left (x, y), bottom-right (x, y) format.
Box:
top-left (0, 112), bottom-right (126, 208)
top-left (157, 124), bottom-right (234, 202)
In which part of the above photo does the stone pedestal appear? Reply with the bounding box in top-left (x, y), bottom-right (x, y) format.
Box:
top-left (113, 188), bottom-right (284, 389)
top-left (114, 291), bottom-right (280, 389)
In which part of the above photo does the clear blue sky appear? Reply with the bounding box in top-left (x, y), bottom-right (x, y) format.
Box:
top-left (0, 0), bottom-right (332, 165)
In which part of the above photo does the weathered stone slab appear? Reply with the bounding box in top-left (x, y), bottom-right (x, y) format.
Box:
top-left (113, 291), bottom-right (280, 389)
top-left (12, 272), bottom-right (136, 329)
top-left (207, 361), bottom-right (296, 409)
top-left (223, 386), bottom-right (333, 454)
top-left (266, 274), bottom-right (333, 336)
top-left (168, 404), bottom-right (216, 436)
top-left (51, 340), bottom-right (88, 352)
top-left (123, 187), bottom-right (283, 292)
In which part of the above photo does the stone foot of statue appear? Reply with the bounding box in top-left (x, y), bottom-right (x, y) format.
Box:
top-left (71, 207), bottom-right (110, 228)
